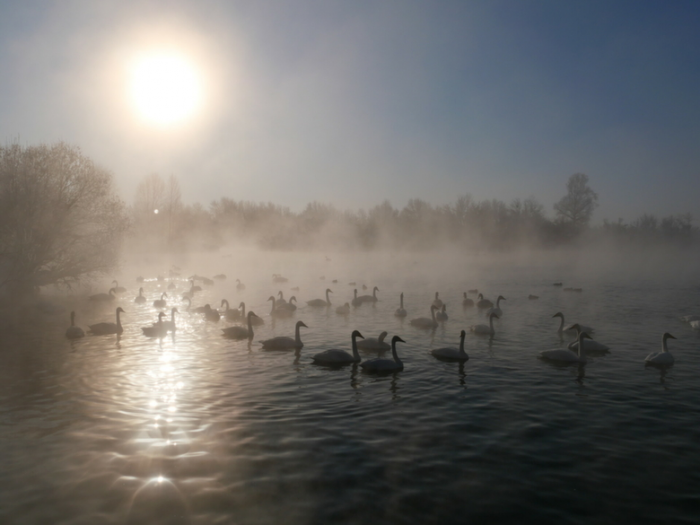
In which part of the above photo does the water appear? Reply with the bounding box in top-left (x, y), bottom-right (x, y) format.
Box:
top-left (1, 249), bottom-right (700, 524)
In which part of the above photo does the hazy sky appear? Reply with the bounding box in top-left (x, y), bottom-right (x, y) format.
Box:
top-left (1, 0), bottom-right (699, 223)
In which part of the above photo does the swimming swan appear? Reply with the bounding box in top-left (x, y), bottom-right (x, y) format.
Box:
top-left (65, 311), bottom-right (85, 339)
top-left (202, 304), bottom-right (220, 322)
top-left (356, 331), bottom-right (390, 352)
top-left (161, 308), bottom-right (179, 332)
top-left (552, 312), bottom-right (593, 335)
top-left (470, 312), bottom-right (499, 336)
top-left (142, 312), bottom-right (167, 338)
top-left (153, 293), bottom-right (167, 308)
top-left (645, 333), bottom-right (676, 366)
top-left (89, 307), bottom-right (125, 335)
top-left (432, 292), bottom-right (443, 309)
top-left (410, 305), bottom-right (438, 329)
top-left (355, 286), bottom-right (379, 305)
top-left (462, 293), bottom-right (474, 308)
top-left (312, 330), bottom-right (364, 364)
top-left (222, 311), bottom-right (258, 339)
top-left (351, 289), bottom-right (361, 308)
top-left (336, 302), bottom-right (351, 315)
top-left (436, 304), bottom-right (448, 321)
top-left (431, 330), bottom-right (468, 362)
top-left (476, 294), bottom-right (493, 309)
top-left (395, 293), bottom-right (407, 317)
top-left (89, 288), bottom-right (116, 302)
top-left (307, 288), bottom-right (332, 307)
top-left (540, 327), bottom-right (591, 363)
top-left (260, 320), bottom-right (308, 350)
top-left (221, 299), bottom-right (242, 321)
top-left (486, 296), bottom-right (506, 317)
top-left (361, 336), bottom-right (406, 372)
top-left (112, 280), bottom-right (126, 294)
top-left (134, 287), bottom-right (146, 304)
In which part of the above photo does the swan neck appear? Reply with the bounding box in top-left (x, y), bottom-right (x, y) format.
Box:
top-left (558, 315), bottom-right (564, 332)
top-left (222, 299), bottom-right (229, 310)
top-left (116, 310), bottom-right (122, 327)
top-left (269, 297), bottom-right (276, 314)
top-left (70, 312), bottom-right (75, 327)
top-left (489, 314), bottom-right (495, 333)
top-left (295, 324), bottom-right (302, 344)
top-left (577, 331), bottom-right (586, 358)
top-left (351, 334), bottom-right (360, 360)
top-left (662, 336), bottom-right (670, 353)
top-left (392, 341), bottom-right (402, 365)
top-left (400, 294), bottom-right (404, 308)
top-left (248, 314), bottom-right (254, 337)
top-left (241, 303), bottom-right (246, 316)
top-left (459, 333), bottom-right (466, 356)
top-left (326, 289), bottom-right (331, 304)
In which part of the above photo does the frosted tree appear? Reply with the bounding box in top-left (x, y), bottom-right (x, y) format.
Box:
top-left (554, 173), bottom-right (598, 230)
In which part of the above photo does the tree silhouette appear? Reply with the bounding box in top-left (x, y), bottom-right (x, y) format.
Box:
top-left (553, 173), bottom-right (598, 231)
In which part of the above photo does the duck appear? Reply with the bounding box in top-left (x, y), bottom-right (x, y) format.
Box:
top-left (202, 304), bottom-right (220, 322)
top-left (645, 333), bottom-right (676, 366)
top-left (552, 312), bottom-right (593, 336)
top-left (336, 302), bottom-right (351, 315)
top-left (260, 320), bottom-right (308, 350)
top-left (361, 336), bottom-right (406, 372)
top-left (395, 293), bottom-right (407, 317)
top-left (307, 288), bottom-right (332, 307)
top-left (356, 331), bottom-right (390, 352)
top-left (88, 307), bottom-right (125, 335)
top-left (89, 287), bottom-right (116, 302)
top-left (153, 293), bottom-right (167, 308)
top-left (221, 299), bottom-right (242, 321)
top-left (462, 292), bottom-right (474, 308)
top-left (540, 326), bottom-right (591, 363)
top-left (410, 305), bottom-right (438, 329)
top-left (65, 311), bottom-right (85, 339)
top-left (432, 292), bottom-right (443, 308)
top-left (161, 308), bottom-right (179, 332)
top-left (486, 296), bottom-right (506, 317)
top-left (476, 293), bottom-right (493, 309)
top-left (431, 330), bottom-right (468, 362)
top-left (112, 280), bottom-right (126, 294)
top-left (222, 311), bottom-right (258, 339)
top-left (142, 312), bottom-right (167, 338)
top-left (470, 312), bottom-right (499, 336)
top-left (134, 287), bottom-right (146, 304)
top-left (312, 330), bottom-right (364, 364)
top-left (355, 286), bottom-right (379, 305)
top-left (436, 304), bottom-right (448, 321)
top-left (236, 279), bottom-right (245, 291)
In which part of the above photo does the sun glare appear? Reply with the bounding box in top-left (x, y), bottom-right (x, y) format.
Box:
top-left (129, 53), bottom-right (203, 126)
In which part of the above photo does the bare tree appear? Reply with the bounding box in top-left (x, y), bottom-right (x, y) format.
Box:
top-left (553, 173), bottom-right (599, 230)
top-left (0, 142), bottom-right (128, 294)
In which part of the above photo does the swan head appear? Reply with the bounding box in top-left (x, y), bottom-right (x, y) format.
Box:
top-left (374, 286), bottom-right (379, 292)
top-left (663, 332), bottom-right (676, 341)
top-left (498, 295), bottom-right (506, 301)
top-left (326, 288), bottom-right (333, 293)
top-left (552, 312), bottom-right (564, 319)
top-left (248, 311), bottom-right (258, 318)
top-left (158, 312), bottom-right (165, 320)
top-left (378, 331), bottom-right (388, 342)
top-left (139, 287), bottom-right (144, 294)
top-left (239, 301), bottom-right (245, 308)
top-left (391, 335), bottom-right (406, 346)
top-left (296, 321), bottom-right (308, 329)
top-left (460, 329), bottom-right (466, 338)
top-left (478, 293), bottom-right (483, 300)
top-left (221, 299), bottom-right (227, 307)
top-left (204, 304), bottom-right (211, 311)
top-left (162, 292), bottom-right (168, 299)
top-left (351, 330), bottom-right (364, 340)
top-left (489, 312), bottom-right (500, 319)
top-left (289, 296), bottom-right (297, 303)
top-left (278, 291), bottom-right (284, 298)
top-left (116, 307), bottom-right (125, 314)
top-left (267, 296), bottom-right (276, 302)
top-left (435, 292), bottom-right (439, 298)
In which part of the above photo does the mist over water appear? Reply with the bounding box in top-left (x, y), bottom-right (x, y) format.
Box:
top-left (1, 245), bottom-right (700, 524)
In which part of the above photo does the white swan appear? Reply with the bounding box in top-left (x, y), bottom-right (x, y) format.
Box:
top-left (361, 336), bottom-right (406, 372)
top-left (312, 330), bottom-right (364, 364)
top-left (645, 333), bottom-right (676, 366)
top-left (221, 299), bottom-right (242, 321)
top-left (142, 312), bottom-right (167, 338)
top-left (462, 292), bottom-right (474, 308)
top-left (395, 292), bottom-right (407, 317)
top-left (153, 292), bottom-right (168, 308)
top-left (355, 286), bottom-right (379, 305)
top-left (470, 312), bottom-right (499, 336)
top-left (351, 289), bottom-right (361, 307)
top-left (681, 315), bottom-right (700, 323)
top-left (65, 311), bottom-right (85, 339)
top-left (335, 302), bottom-right (351, 315)
top-left (431, 330), bottom-right (468, 361)
top-left (432, 292), bottom-right (443, 309)
top-left (89, 287), bottom-right (116, 302)
top-left (181, 280), bottom-right (197, 299)
top-left (161, 307), bottom-right (178, 332)
top-left (486, 296), bottom-right (506, 317)
top-left (134, 287), bottom-right (146, 304)
top-left (410, 305), bottom-right (438, 329)
top-left (272, 274), bottom-right (288, 283)
top-left (357, 331), bottom-right (390, 352)
top-left (540, 326), bottom-right (591, 363)
top-left (236, 279), bottom-right (245, 290)
top-left (89, 307), bottom-right (125, 335)
top-left (691, 320), bottom-right (700, 331)
top-left (476, 293), bottom-right (493, 309)
top-left (112, 280), bottom-right (126, 294)
top-left (260, 320), bottom-right (308, 350)
top-left (268, 296), bottom-right (292, 318)
top-left (277, 291), bottom-right (288, 307)
top-left (436, 304), bottom-right (448, 321)
top-left (238, 302), bottom-right (264, 326)
top-left (202, 304), bottom-right (220, 322)
top-left (568, 336), bottom-right (609, 354)
top-left (552, 312), bottom-right (593, 335)
top-left (307, 288), bottom-right (332, 307)
top-left (222, 311), bottom-right (258, 339)
top-left (278, 296), bottom-right (298, 313)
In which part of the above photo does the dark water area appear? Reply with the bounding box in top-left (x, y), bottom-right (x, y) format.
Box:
top-left (1, 249), bottom-right (700, 524)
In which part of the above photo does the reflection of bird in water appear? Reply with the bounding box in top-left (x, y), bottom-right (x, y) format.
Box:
top-left (645, 333), bottom-right (676, 366)
top-left (431, 330), bottom-right (468, 362)
top-left (260, 321), bottom-right (308, 350)
top-left (89, 307), bottom-right (125, 335)
top-left (361, 336), bottom-right (406, 372)
top-left (65, 311), bottom-right (85, 339)
top-left (312, 330), bottom-right (363, 364)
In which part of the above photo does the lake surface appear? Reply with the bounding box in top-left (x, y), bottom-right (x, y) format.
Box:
top-left (1, 248), bottom-right (700, 525)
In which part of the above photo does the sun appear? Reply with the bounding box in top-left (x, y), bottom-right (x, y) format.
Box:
top-left (129, 52), bottom-right (203, 126)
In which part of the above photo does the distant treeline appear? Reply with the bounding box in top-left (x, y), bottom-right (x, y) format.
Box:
top-left (130, 173), bottom-right (698, 253)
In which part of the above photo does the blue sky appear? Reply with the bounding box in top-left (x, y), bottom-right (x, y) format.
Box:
top-left (1, 0), bottom-right (699, 223)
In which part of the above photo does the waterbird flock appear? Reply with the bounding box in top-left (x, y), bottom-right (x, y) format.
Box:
top-left (63, 272), bottom-right (692, 374)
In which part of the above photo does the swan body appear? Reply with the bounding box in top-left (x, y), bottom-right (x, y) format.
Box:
top-left (260, 321), bottom-right (308, 350)
top-left (238, 302), bottom-right (264, 325)
top-left (462, 292), bottom-right (474, 308)
top-left (486, 296), bottom-right (506, 317)
top-left (65, 311), bottom-right (85, 339)
top-left (89, 307), bottom-right (125, 335)
top-left (395, 292), bottom-right (407, 317)
top-left (202, 304), bottom-right (220, 322)
top-left (112, 280), bottom-right (126, 294)
top-left (268, 296), bottom-right (293, 317)
top-left (436, 304), bottom-right (448, 321)
top-left (222, 311), bottom-right (258, 339)
top-left (336, 302), bottom-right (351, 315)
top-left (431, 330), bottom-right (468, 361)
top-left (356, 331), bottom-right (390, 352)
top-left (645, 333), bottom-right (676, 366)
top-left (89, 288), bottom-right (116, 302)
top-left (351, 289), bottom-right (361, 308)
top-left (142, 312), bottom-right (167, 338)
top-left (568, 338), bottom-right (610, 353)
top-left (355, 286), bottom-right (379, 305)
top-left (134, 287), bottom-right (146, 304)
top-left (476, 294), bottom-right (493, 309)
top-left (277, 296), bottom-right (298, 312)
top-left (540, 328), bottom-right (591, 363)
top-left (410, 305), bottom-right (438, 329)
top-left (272, 274), bottom-right (288, 283)
top-left (214, 274), bottom-right (227, 281)
top-left (307, 288), bottom-right (332, 307)
top-left (276, 291), bottom-right (288, 307)
top-left (528, 295), bottom-right (539, 300)
top-left (691, 320), bottom-right (700, 331)
top-left (432, 292), bottom-right (443, 309)
top-left (153, 292), bottom-right (168, 308)
top-left (361, 336), bottom-right (405, 372)
top-left (553, 312), bottom-right (593, 335)
top-left (470, 312), bottom-right (499, 336)
top-left (312, 330), bottom-right (363, 364)
top-left (161, 308), bottom-right (178, 332)
top-left (221, 299), bottom-right (242, 321)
